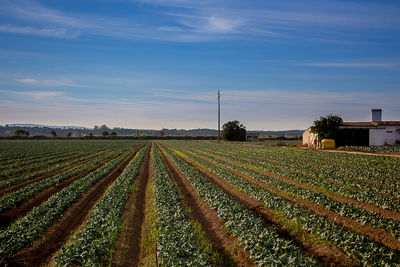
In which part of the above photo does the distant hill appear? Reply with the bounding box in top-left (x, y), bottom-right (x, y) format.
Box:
top-left (0, 124), bottom-right (303, 137)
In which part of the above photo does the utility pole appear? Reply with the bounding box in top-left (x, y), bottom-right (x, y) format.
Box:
top-left (217, 90), bottom-right (221, 143)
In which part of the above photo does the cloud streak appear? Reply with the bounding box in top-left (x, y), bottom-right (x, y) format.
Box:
top-left (1, 0), bottom-right (399, 43)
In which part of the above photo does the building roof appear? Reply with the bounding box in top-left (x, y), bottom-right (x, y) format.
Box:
top-left (341, 121), bottom-right (400, 127)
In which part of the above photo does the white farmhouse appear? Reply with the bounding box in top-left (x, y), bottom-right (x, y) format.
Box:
top-left (303, 109), bottom-right (400, 147)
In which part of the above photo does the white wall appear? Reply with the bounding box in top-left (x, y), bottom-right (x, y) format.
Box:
top-left (302, 128), bottom-right (317, 146)
top-left (369, 126), bottom-right (400, 146)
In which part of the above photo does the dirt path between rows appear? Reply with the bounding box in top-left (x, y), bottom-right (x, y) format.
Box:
top-left (1, 150), bottom-right (106, 182)
top-left (160, 146), bottom-right (256, 267)
top-left (0, 151), bottom-right (124, 229)
top-left (0, 150), bottom-right (111, 198)
top-left (188, 150), bottom-right (400, 251)
top-left (6, 149), bottom-right (141, 267)
top-left (214, 148), bottom-right (400, 196)
top-left (111, 144), bottom-right (152, 266)
top-left (202, 150), bottom-right (400, 222)
top-left (322, 149), bottom-right (400, 158)
top-left (163, 145), bottom-right (354, 267)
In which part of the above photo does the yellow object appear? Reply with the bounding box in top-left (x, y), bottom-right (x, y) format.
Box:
top-left (322, 139), bottom-right (335, 149)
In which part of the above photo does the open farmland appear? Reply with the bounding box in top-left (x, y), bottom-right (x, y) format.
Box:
top-left (0, 140), bottom-right (400, 266)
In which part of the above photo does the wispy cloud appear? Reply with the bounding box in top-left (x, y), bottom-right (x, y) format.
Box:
top-left (0, 24), bottom-right (79, 38)
top-left (15, 77), bottom-right (83, 87)
top-left (1, 0), bottom-right (399, 43)
top-left (296, 60), bottom-right (400, 70)
top-left (1, 88), bottom-right (399, 130)
top-left (0, 89), bottom-right (63, 100)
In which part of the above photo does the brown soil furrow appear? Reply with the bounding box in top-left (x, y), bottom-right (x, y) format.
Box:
top-left (162, 145), bottom-right (354, 267)
top-left (0, 151), bottom-right (111, 198)
top-left (201, 150), bottom-right (400, 222)
top-left (0, 151), bottom-right (124, 228)
top-left (6, 149), bottom-right (140, 267)
top-left (111, 144), bottom-right (152, 266)
top-left (322, 149), bottom-right (400, 158)
top-left (189, 149), bottom-right (400, 251)
top-left (198, 148), bottom-right (400, 200)
top-left (159, 147), bottom-right (255, 267)
top-left (1, 150), bottom-right (105, 182)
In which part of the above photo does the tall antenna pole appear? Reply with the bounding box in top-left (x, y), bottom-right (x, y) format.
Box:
top-left (217, 90), bottom-right (221, 143)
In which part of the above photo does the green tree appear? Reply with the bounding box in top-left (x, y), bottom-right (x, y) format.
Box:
top-left (222, 120), bottom-right (246, 141)
top-left (50, 130), bottom-right (57, 137)
top-left (14, 129), bottom-right (29, 137)
top-left (102, 131), bottom-right (109, 136)
top-left (110, 131), bottom-right (117, 136)
top-left (66, 132), bottom-right (72, 137)
top-left (311, 114), bottom-right (343, 140)
top-left (159, 130), bottom-right (165, 137)
top-left (88, 132), bottom-right (94, 137)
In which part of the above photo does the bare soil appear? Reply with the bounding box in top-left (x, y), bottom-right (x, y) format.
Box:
top-left (0, 151), bottom-right (124, 228)
top-left (192, 151), bottom-right (400, 250)
top-left (322, 149), bottom-right (400, 158)
top-left (209, 151), bottom-right (400, 222)
top-left (160, 146), bottom-right (257, 267)
top-left (165, 145), bottom-right (354, 267)
top-left (111, 145), bottom-right (152, 266)
top-left (0, 151), bottom-right (107, 197)
top-left (5, 149), bottom-right (140, 267)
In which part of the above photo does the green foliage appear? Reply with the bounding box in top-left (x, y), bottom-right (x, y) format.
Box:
top-left (162, 145), bottom-right (319, 266)
top-left (152, 145), bottom-right (210, 266)
top-left (102, 131), bottom-right (109, 136)
top-left (0, 150), bottom-right (135, 257)
top-left (110, 131), bottom-right (117, 136)
top-left (310, 114), bottom-right (343, 140)
top-left (163, 141), bottom-right (400, 266)
top-left (66, 132), bottom-right (72, 137)
top-left (55, 145), bottom-right (147, 266)
top-left (13, 129), bottom-right (29, 137)
top-left (222, 120), bottom-right (246, 141)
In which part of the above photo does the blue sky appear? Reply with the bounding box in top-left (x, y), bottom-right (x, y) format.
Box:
top-left (0, 0), bottom-right (399, 130)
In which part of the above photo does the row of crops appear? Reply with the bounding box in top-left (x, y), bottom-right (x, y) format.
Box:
top-left (1, 140), bottom-right (399, 266)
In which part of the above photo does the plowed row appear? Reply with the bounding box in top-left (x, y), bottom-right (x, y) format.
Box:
top-left (1, 140), bottom-right (399, 266)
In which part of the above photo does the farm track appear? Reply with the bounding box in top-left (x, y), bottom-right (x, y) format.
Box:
top-left (185, 149), bottom-right (400, 251)
top-left (111, 145), bottom-right (152, 266)
top-left (159, 146), bottom-right (255, 267)
top-left (0, 150), bottom-right (125, 228)
top-left (163, 145), bottom-right (354, 266)
top-left (199, 150), bottom-right (400, 222)
top-left (0, 150), bottom-right (109, 197)
top-left (6, 149), bottom-right (141, 266)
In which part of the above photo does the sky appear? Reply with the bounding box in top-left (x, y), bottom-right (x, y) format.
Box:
top-left (0, 0), bottom-right (400, 130)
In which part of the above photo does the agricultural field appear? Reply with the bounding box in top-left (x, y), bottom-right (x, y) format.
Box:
top-left (0, 140), bottom-right (400, 266)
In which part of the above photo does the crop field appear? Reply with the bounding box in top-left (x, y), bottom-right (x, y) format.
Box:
top-left (0, 140), bottom-right (399, 266)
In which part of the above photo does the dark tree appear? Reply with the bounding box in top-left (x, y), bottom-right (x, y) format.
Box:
top-left (311, 114), bottom-right (343, 140)
top-left (14, 129), bottom-right (29, 137)
top-left (159, 130), bottom-right (165, 137)
top-left (222, 120), bottom-right (246, 141)
top-left (110, 131), bottom-right (117, 136)
top-left (88, 132), bottom-right (94, 136)
top-left (66, 132), bottom-right (72, 137)
top-left (50, 130), bottom-right (57, 137)
top-left (102, 131), bottom-right (109, 136)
